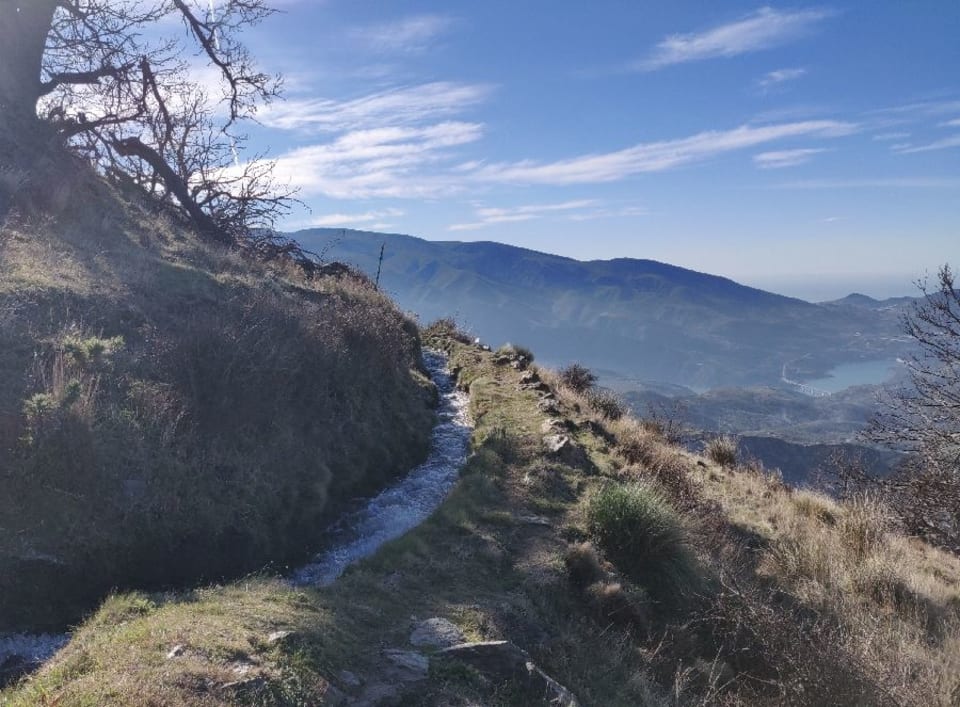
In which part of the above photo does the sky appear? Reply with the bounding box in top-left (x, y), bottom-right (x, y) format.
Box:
top-left (228, 1), bottom-right (958, 300)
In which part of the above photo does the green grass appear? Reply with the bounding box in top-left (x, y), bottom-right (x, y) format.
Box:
top-left (586, 482), bottom-right (700, 602)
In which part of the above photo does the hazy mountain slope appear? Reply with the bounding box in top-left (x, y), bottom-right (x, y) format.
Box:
top-left (300, 228), bottom-right (911, 388)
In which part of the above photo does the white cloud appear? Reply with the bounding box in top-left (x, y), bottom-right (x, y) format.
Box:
top-left (449, 200), bottom-right (598, 231)
top-left (473, 121), bottom-right (856, 185)
top-left (269, 121), bottom-right (484, 199)
top-left (350, 14), bottom-right (455, 53)
top-left (261, 82), bottom-right (493, 133)
top-left (635, 8), bottom-right (833, 71)
top-left (942, 118), bottom-right (960, 128)
top-left (305, 208), bottom-right (404, 228)
top-left (753, 147), bottom-right (828, 169)
top-left (757, 67), bottom-right (807, 89)
top-left (891, 135), bottom-right (960, 154)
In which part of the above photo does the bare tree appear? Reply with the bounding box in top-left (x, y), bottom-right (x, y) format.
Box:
top-left (0, 0), bottom-right (293, 242)
top-left (865, 264), bottom-right (960, 550)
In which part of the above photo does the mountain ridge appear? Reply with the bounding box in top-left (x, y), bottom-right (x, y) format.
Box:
top-left (298, 228), bottom-right (912, 389)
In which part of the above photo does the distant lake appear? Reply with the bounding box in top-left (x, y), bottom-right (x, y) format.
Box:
top-left (804, 359), bottom-right (900, 394)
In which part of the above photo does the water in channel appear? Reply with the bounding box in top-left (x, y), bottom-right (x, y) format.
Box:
top-left (292, 348), bottom-right (472, 586)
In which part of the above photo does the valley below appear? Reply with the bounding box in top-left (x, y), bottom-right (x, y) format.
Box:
top-left (305, 228), bottom-right (917, 483)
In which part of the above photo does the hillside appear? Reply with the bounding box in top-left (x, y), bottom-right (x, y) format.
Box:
top-left (4, 330), bottom-right (958, 705)
top-left (297, 229), bottom-right (912, 389)
top-left (0, 169), bottom-right (435, 633)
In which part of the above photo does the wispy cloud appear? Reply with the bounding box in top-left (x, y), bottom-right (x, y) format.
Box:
top-left (753, 147), bottom-right (828, 168)
top-left (349, 14), bottom-right (455, 54)
top-left (891, 135), bottom-right (960, 154)
top-left (635, 8), bottom-right (834, 71)
top-left (305, 208), bottom-right (405, 228)
top-left (567, 206), bottom-right (650, 222)
top-left (270, 122), bottom-right (484, 199)
top-left (939, 118), bottom-right (960, 128)
top-left (261, 82), bottom-right (493, 133)
top-left (756, 67), bottom-right (807, 90)
top-left (773, 177), bottom-right (960, 189)
top-left (872, 131), bottom-right (910, 141)
top-left (449, 200), bottom-right (598, 231)
top-left (473, 121), bottom-right (856, 185)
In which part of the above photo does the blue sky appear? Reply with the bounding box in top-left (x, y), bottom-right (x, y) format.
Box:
top-left (234, 1), bottom-right (958, 300)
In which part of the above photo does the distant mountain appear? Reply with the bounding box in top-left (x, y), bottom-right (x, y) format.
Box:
top-left (297, 228), bottom-right (913, 388)
top-left (823, 293), bottom-right (917, 310)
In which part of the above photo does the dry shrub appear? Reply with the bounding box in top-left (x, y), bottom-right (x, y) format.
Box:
top-left (422, 316), bottom-right (472, 345)
top-left (584, 580), bottom-right (649, 628)
top-left (838, 492), bottom-right (892, 561)
top-left (565, 542), bottom-right (607, 588)
top-left (705, 435), bottom-right (738, 468)
top-left (585, 388), bottom-right (625, 421)
top-left (557, 363), bottom-right (597, 394)
top-left (612, 418), bottom-right (701, 509)
top-left (791, 489), bottom-right (839, 526)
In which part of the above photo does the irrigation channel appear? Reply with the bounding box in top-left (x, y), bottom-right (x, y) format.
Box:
top-left (0, 349), bottom-right (472, 683)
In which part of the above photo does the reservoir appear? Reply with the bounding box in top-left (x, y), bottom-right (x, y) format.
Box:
top-left (803, 359), bottom-right (900, 394)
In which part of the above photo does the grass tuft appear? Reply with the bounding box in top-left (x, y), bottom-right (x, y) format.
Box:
top-left (587, 482), bottom-right (700, 601)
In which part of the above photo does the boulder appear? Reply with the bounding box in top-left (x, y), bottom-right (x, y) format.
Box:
top-left (409, 618), bottom-right (466, 650)
top-left (544, 435), bottom-right (591, 470)
top-left (519, 371), bottom-right (541, 385)
top-left (537, 399), bottom-right (560, 415)
top-left (266, 630), bottom-right (295, 645)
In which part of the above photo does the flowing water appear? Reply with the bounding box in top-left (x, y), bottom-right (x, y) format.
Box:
top-left (292, 349), bottom-right (472, 586)
top-left (0, 349), bottom-right (471, 675)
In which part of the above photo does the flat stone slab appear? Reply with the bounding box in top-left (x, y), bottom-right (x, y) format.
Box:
top-left (437, 641), bottom-right (580, 706)
top-left (382, 649), bottom-right (429, 681)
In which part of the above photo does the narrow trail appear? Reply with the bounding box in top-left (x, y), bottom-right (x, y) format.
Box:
top-left (1, 349), bottom-right (472, 679)
top-left (293, 349), bottom-right (472, 586)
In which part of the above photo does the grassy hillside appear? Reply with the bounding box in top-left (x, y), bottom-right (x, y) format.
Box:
top-left (0, 169), bottom-right (434, 632)
top-left (5, 328), bottom-right (957, 705)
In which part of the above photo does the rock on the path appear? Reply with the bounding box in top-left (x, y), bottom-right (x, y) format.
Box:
top-left (410, 618), bottom-right (466, 649)
top-left (543, 434), bottom-right (591, 470)
top-left (519, 371), bottom-right (541, 385)
top-left (267, 630), bottom-right (295, 645)
top-left (382, 649), bottom-right (429, 681)
top-left (538, 403), bottom-right (560, 418)
top-left (166, 644), bottom-right (186, 659)
top-left (437, 641), bottom-right (580, 706)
